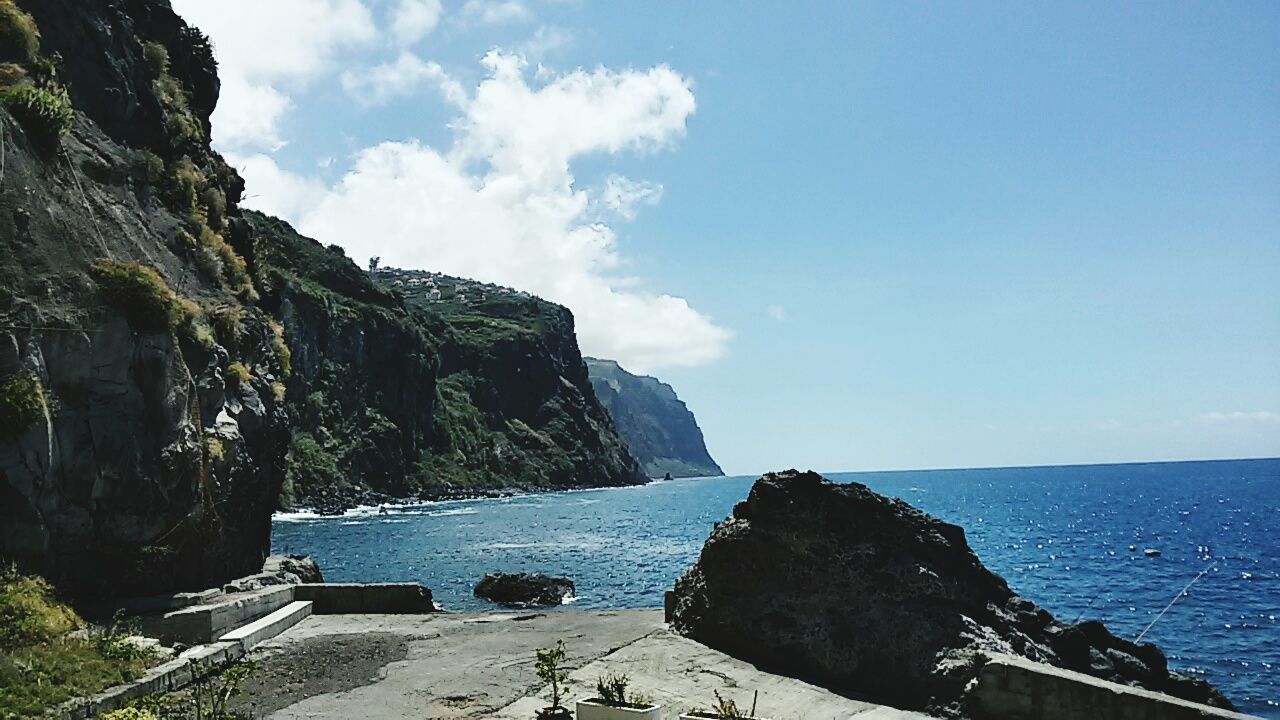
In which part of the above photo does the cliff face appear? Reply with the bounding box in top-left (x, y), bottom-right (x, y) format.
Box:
top-left (0, 1), bottom-right (287, 595)
top-left (671, 471), bottom-right (1234, 717)
top-left (585, 358), bottom-right (722, 478)
top-left (0, 0), bottom-right (646, 595)
top-left (250, 216), bottom-right (646, 513)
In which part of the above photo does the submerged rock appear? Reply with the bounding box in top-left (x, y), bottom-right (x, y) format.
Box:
top-left (474, 572), bottom-right (575, 608)
top-left (669, 470), bottom-right (1234, 717)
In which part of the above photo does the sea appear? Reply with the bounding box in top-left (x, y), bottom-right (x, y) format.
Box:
top-left (273, 457), bottom-right (1279, 716)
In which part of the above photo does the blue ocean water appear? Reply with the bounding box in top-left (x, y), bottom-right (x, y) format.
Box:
top-left (273, 458), bottom-right (1279, 716)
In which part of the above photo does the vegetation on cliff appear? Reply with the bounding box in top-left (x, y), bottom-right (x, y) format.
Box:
top-left (585, 358), bottom-right (723, 478)
top-left (0, 566), bottom-right (156, 716)
top-left (249, 212), bottom-right (645, 512)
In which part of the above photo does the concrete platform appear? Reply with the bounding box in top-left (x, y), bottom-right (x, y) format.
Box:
top-left (228, 610), bottom-right (931, 720)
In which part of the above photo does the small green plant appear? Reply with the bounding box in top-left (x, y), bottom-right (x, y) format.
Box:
top-left (0, 372), bottom-right (45, 440)
top-left (142, 41), bottom-right (169, 76)
top-left (0, 0), bottom-right (39, 65)
top-left (595, 672), bottom-right (650, 709)
top-left (534, 639), bottom-right (571, 719)
top-left (125, 659), bottom-right (256, 720)
top-left (203, 435), bottom-right (226, 462)
top-left (271, 381), bottom-right (287, 403)
top-left (132, 149), bottom-right (165, 185)
top-left (225, 361), bottom-right (251, 388)
top-left (177, 299), bottom-right (215, 350)
top-left (269, 318), bottom-right (292, 377)
top-left (1, 83), bottom-right (73, 149)
top-left (702, 690), bottom-right (753, 720)
top-left (101, 708), bottom-right (158, 720)
top-left (201, 187), bottom-right (227, 231)
top-left (208, 304), bottom-right (244, 346)
top-left (90, 260), bottom-right (188, 333)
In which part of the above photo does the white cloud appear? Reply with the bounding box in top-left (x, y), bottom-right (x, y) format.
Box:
top-left (766, 304), bottom-right (788, 322)
top-left (244, 53), bottom-right (728, 372)
top-left (171, 0), bottom-right (378, 151)
top-left (1196, 411), bottom-right (1280, 425)
top-left (460, 0), bottom-right (531, 25)
top-left (391, 0), bottom-right (443, 45)
top-left (518, 25), bottom-right (574, 60)
top-left (602, 175), bottom-right (663, 220)
top-left (232, 153), bottom-right (331, 222)
top-left (341, 52), bottom-right (460, 107)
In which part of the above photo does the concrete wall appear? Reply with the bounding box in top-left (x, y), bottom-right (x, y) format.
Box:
top-left (294, 583), bottom-right (436, 614)
top-left (975, 654), bottom-right (1260, 720)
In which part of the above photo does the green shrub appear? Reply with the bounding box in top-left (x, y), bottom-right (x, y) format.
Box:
top-left (141, 41), bottom-right (168, 76)
top-left (132, 150), bottom-right (165, 185)
top-left (165, 158), bottom-right (202, 215)
top-left (595, 672), bottom-right (648, 708)
top-left (285, 433), bottom-right (343, 497)
top-left (0, 0), bottom-right (38, 65)
top-left (1, 83), bottom-right (73, 149)
top-left (0, 61), bottom-right (24, 86)
top-left (201, 187), bottom-right (227, 231)
top-left (89, 260), bottom-right (187, 333)
top-left (269, 319), bottom-right (292, 377)
top-left (271, 381), bottom-right (286, 403)
top-left (208, 304), bottom-right (244, 346)
top-left (0, 573), bottom-right (78, 649)
top-left (225, 361), bottom-right (251, 387)
top-left (534, 640), bottom-right (569, 713)
top-left (0, 569), bottom-right (157, 717)
top-left (101, 708), bottom-right (158, 720)
top-left (0, 372), bottom-right (45, 440)
top-left (176, 299), bottom-right (214, 350)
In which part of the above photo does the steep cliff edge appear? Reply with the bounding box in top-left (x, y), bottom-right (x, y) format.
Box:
top-left (670, 470), bottom-right (1234, 717)
top-left (0, 0), bottom-right (287, 596)
top-left (249, 214), bottom-right (645, 513)
top-left (585, 358), bottom-right (722, 478)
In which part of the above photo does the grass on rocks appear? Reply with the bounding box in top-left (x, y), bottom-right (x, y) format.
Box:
top-left (0, 566), bottom-right (157, 718)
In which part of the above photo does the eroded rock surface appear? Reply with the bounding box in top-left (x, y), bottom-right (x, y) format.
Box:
top-left (669, 470), bottom-right (1234, 717)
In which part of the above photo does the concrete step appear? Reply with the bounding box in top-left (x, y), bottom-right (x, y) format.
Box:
top-left (219, 600), bottom-right (313, 651)
top-left (138, 585), bottom-right (295, 645)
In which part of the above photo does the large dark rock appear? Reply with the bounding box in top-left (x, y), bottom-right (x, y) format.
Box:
top-left (670, 470), bottom-right (1234, 718)
top-left (474, 572), bottom-right (575, 608)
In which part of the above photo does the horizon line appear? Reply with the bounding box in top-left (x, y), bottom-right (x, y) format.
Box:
top-left (722, 455), bottom-right (1280, 479)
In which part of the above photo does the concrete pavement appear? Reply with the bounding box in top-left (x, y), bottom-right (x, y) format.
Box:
top-left (230, 610), bottom-right (932, 720)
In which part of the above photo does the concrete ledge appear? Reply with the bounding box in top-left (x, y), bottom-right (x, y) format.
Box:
top-left (294, 583), bottom-right (435, 614)
top-left (55, 641), bottom-right (246, 720)
top-left (138, 586), bottom-right (295, 644)
top-left (975, 653), bottom-right (1260, 720)
top-left (220, 600), bottom-right (312, 651)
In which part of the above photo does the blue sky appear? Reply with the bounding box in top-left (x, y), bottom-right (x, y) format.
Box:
top-left (173, 0), bottom-right (1280, 474)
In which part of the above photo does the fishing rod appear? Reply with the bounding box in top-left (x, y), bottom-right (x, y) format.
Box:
top-left (1134, 562), bottom-right (1215, 644)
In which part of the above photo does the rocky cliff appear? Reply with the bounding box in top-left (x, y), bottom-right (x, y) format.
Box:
top-left (670, 470), bottom-right (1234, 717)
top-left (0, 0), bottom-right (287, 595)
top-left (250, 216), bottom-right (646, 513)
top-left (584, 358), bottom-right (722, 478)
